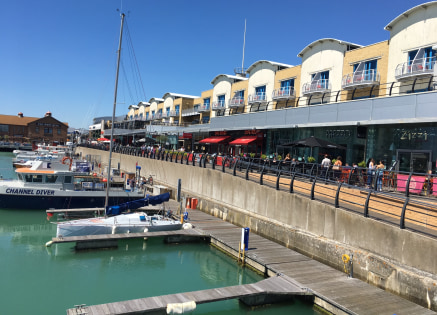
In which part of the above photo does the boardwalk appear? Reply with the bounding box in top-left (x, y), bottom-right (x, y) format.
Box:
top-left (67, 274), bottom-right (309, 315)
top-left (66, 205), bottom-right (436, 315)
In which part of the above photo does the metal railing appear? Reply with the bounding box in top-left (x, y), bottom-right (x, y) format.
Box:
top-left (248, 92), bottom-right (267, 104)
top-left (228, 97), bottom-right (245, 107)
top-left (272, 87), bottom-right (296, 100)
top-left (342, 70), bottom-right (380, 89)
top-left (395, 57), bottom-right (436, 80)
top-left (80, 143), bottom-right (437, 239)
top-left (212, 101), bottom-right (226, 111)
top-left (302, 79), bottom-right (331, 95)
top-left (181, 108), bottom-right (199, 117)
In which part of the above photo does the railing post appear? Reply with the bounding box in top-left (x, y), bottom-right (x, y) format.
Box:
top-left (405, 173), bottom-right (412, 197)
top-left (222, 157), bottom-right (226, 173)
top-left (233, 158), bottom-right (238, 176)
top-left (193, 153), bottom-right (197, 166)
top-left (202, 155), bottom-right (207, 168)
top-left (175, 152), bottom-right (178, 163)
top-left (245, 160), bottom-right (251, 180)
top-left (310, 176), bottom-right (317, 200)
top-left (212, 156), bottom-right (216, 170)
top-left (363, 191), bottom-right (372, 217)
top-left (169, 152), bottom-right (173, 162)
top-left (276, 171), bottom-right (281, 190)
top-left (260, 164), bottom-right (265, 185)
top-left (290, 172), bottom-right (296, 193)
top-left (400, 197), bottom-right (410, 229)
top-left (335, 182), bottom-right (342, 208)
top-left (181, 153), bottom-right (184, 164)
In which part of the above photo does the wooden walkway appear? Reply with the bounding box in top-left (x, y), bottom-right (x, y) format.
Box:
top-left (66, 205), bottom-right (436, 315)
top-left (67, 274), bottom-right (309, 315)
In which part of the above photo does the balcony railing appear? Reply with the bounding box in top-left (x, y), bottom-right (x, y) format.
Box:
top-left (302, 79), bottom-right (331, 95)
top-left (152, 113), bottom-right (162, 120)
top-left (181, 108), bottom-right (200, 117)
top-left (395, 57), bottom-right (436, 81)
top-left (228, 97), bottom-right (245, 108)
top-left (212, 101), bottom-right (226, 111)
top-left (248, 92), bottom-right (267, 104)
top-left (169, 110), bottom-right (179, 117)
top-left (198, 103), bottom-right (211, 113)
top-left (272, 87), bottom-right (296, 100)
top-left (342, 70), bottom-right (380, 90)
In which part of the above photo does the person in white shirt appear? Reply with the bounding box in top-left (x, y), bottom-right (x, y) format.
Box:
top-left (321, 154), bottom-right (331, 178)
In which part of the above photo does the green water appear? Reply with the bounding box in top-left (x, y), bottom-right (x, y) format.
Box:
top-left (0, 152), bottom-right (319, 314)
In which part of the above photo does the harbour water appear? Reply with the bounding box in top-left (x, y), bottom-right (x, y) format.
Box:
top-left (0, 152), bottom-right (319, 314)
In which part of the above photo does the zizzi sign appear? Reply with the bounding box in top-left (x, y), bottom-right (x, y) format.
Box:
top-left (399, 130), bottom-right (428, 141)
top-left (325, 130), bottom-right (351, 139)
top-left (5, 188), bottom-right (55, 196)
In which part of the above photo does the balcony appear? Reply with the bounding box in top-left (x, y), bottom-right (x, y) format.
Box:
top-left (181, 108), bottom-right (200, 117)
top-left (342, 70), bottom-right (380, 90)
top-left (198, 103), bottom-right (211, 113)
top-left (212, 101), bottom-right (226, 111)
top-left (248, 92), bottom-right (267, 104)
top-left (272, 87), bottom-right (296, 100)
top-left (152, 113), bottom-right (162, 120)
top-left (302, 79), bottom-right (331, 95)
top-left (169, 110), bottom-right (179, 117)
top-left (228, 97), bottom-right (245, 108)
top-left (395, 57), bottom-right (436, 81)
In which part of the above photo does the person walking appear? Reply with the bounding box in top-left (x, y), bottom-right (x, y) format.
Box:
top-left (321, 154), bottom-right (331, 178)
top-left (333, 156), bottom-right (342, 181)
top-left (376, 160), bottom-right (385, 191)
top-left (366, 158), bottom-right (376, 189)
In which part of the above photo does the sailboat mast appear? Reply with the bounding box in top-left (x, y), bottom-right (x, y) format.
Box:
top-left (241, 19), bottom-right (246, 71)
top-left (105, 13), bottom-right (125, 210)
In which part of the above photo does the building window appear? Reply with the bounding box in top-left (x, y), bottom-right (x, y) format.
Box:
top-left (175, 105), bottom-right (180, 114)
top-left (218, 95), bottom-right (225, 106)
top-left (57, 129), bottom-right (61, 135)
top-left (203, 97), bottom-right (210, 107)
top-left (0, 124), bottom-right (8, 132)
top-left (280, 79), bottom-right (294, 91)
top-left (166, 107), bottom-right (170, 116)
top-left (146, 112), bottom-right (149, 120)
top-left (408, 47), bottom-right (436, 66)
top-left (44, 128), bottom-right (52, 135)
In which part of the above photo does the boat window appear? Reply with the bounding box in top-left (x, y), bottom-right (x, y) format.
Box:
top-left (25, 174), bottom-right (42, 182)
top-left (64, 176), bottom-right (72, 184)
top-left (17, 174), bottom-right (23, 181)
top-left (45, 175), bottom-right (58, 183)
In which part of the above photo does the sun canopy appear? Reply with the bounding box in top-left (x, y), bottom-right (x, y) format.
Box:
top-left (282, 136), bottom-right (345, 150)
top-left (199, 136), bottom-right (231, 144)
top-left (229, 136), bottom-right (257, 146)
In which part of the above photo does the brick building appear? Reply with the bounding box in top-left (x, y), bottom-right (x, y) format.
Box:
top-left (0, 112), bottom-right (68, 144)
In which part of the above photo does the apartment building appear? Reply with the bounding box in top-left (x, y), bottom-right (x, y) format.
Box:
top-left (105, 2), bottom-right (437, 172)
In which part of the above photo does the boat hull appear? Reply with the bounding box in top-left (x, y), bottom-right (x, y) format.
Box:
top-left (0, 188), bottom-right (144, 210)
top-left (56, 214), bottom-right (183, 237)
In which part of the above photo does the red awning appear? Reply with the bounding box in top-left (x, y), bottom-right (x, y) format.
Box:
top-left (199, 136), bottom-right (231, 144)
top-left (229, 136), bottom-right (257, 146)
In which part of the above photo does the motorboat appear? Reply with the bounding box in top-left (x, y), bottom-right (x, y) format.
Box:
top-left (0, 160), bottom-right (144, 210)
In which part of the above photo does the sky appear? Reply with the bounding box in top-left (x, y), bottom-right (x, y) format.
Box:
top-left (0, 0), bottom-right (430, 129)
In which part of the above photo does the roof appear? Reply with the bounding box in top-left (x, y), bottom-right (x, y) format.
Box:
top-left (384, 1), bottom-right (437, 30)
top-left (297, 38), bottom-right (363, 58)
top-left (210, 74), bottom-right (248, 85)
top-left (0, 114), bottom-right (38, 126)
top-left (128, 105), bottom-right (139, 110)
top-left (138, 101), bottom-right (150, 107)
top-left (162, 93), bottom-right (199, 99)
top-left (246, 60), bottom-right (293, 73)
top-left (148, 97), bottom-right (164, 103)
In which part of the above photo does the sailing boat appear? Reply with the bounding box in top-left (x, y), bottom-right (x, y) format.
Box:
top-left (53, 13), bottom-right (185, 238)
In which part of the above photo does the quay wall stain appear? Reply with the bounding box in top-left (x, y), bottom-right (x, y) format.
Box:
top-left (79, 148), bottom-right (437, 311)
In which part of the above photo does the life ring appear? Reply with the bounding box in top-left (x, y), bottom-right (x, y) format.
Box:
top-left (342, 254), bottom-right (350, 264)
top-left (61, 156), bottom-right (73, 170)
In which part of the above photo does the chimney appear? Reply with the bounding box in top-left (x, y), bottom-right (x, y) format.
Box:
top-left (45, 111), bottom-right (52, 117)
top-left (18, 112), bottom-right (23, 118)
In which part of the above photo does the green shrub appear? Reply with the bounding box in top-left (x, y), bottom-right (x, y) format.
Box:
top-left (307, 156), bottom-right (316, 163)
top-left (358, 160), bottom-right (366, 167)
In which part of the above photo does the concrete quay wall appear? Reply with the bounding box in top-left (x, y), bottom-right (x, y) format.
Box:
top-left (80, 148), bottom-right (437, 310)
